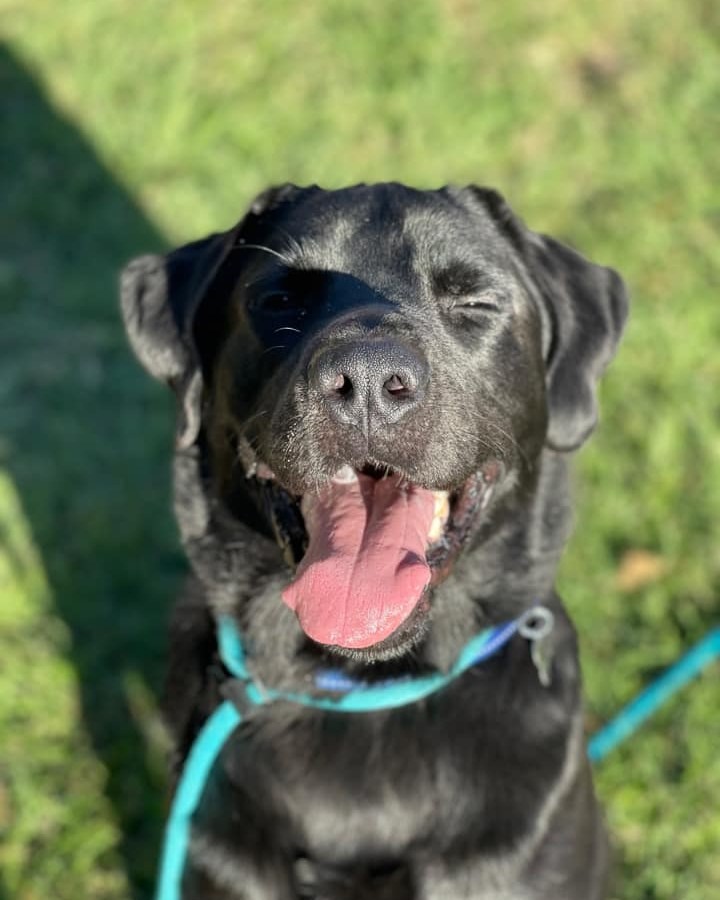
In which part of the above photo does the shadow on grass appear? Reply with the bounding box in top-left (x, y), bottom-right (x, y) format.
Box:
top-left (1, 43), bottom-right (179, 898)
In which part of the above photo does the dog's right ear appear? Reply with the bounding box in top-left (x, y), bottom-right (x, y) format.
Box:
top-left (120, 233), bottom-right (235, 448)
top-left (464, 186), bottom-right (628, 452)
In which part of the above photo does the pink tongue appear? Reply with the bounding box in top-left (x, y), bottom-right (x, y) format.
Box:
top-left (281, 473), bottom-right (435, 649)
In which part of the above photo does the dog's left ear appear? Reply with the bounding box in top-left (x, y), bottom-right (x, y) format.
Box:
top-left (120, 231), bottom-right (236, 448)
top-left (121, 184), bottom-right (302, 448)
top-left (467, 187), bottom-right (629, 452)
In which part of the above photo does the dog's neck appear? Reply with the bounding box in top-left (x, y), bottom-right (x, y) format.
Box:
top-left (172, 441), bottom-right (573, 682)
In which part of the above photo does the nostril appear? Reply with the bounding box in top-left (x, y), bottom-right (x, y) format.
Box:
top-left (333, 373), bottom-right (353, 397)
top-left (383, 373), bottom-right (414, 399)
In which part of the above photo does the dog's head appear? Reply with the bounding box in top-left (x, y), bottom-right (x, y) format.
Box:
top-left (122, 184), bottom-right (627, 659)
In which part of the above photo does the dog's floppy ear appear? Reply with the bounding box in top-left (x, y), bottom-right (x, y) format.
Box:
top-left (526, 231), bottom-right (628, 451)
top-left (120, 184), bottom-right (301, 448)
top-left (120, 232), bottom-right (235, 448)
top-left (469, 187), bottom-right (629, 452)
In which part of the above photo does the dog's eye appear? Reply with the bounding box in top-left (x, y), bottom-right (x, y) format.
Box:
top-left (452, 294), bottom-right (500, 313)
top-left (251, 291), bottom-right (302, 315)
top-left (433, 264), bottom-right (500, 314)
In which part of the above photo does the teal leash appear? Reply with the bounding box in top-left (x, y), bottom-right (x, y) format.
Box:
top-left (154, 606), bottom-right (553, 900)
top-left (156, 701), bottom-right (241, 900)
top-left (155, 612), bottom-right (720, 900)
top-left (587, 626), bottom-right (720, 763)
top-left (218, 609), bottom-right (553, 712)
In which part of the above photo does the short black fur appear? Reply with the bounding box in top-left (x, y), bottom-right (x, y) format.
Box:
top-left (121, 183), bottom-right (628, 899)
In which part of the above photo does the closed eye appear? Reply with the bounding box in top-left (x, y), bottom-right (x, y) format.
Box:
top-left (451, 293), bottom-right (501, 312)
top-left (432, 262), bottom-right (501, 312)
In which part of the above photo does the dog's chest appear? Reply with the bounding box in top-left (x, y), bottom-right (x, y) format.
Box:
top-left (221, 680), bottom-right (566, 865)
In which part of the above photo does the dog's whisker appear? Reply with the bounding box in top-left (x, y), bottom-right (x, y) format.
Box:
top-left (270, 225), bottom-right (307, 261)
top-left (444, 425), bottom-right (500, 455)
top-left (238, 409), bottom-right (269, 431)
top-left (458, 408), bottom-right (531, 466)
top-left (233, 242), bottom-right (293, 264)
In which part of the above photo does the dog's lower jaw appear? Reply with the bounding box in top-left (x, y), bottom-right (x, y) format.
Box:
top-left (320, 594), bottom-right (433, 663)
top-left (173, 439), bottom-right (573, 679)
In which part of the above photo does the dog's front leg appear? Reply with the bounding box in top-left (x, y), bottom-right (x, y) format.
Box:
top-left (181, 824), bottom-right (296, 900)
top-left (181, 837), bottom-right (296, 900)
top-left (178, 762), bottom-right (297, 900)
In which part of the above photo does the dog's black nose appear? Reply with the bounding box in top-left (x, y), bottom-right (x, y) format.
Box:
top-left (311, 339), bottom-right (428, 432)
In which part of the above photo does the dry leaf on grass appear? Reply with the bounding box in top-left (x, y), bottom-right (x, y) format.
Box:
top-left (616, 549), bottom-right (669, 592)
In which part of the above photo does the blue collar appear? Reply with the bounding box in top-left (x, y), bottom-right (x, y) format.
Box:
top-left (155, 606), bottom-right (554, 900)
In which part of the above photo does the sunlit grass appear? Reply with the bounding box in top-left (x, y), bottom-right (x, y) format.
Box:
top-left (1, 1), bottom-right (718, 897)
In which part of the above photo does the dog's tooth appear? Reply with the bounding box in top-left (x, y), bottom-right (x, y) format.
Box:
top-left (332, 465), bottom-right (358, 484)
top-left (256, 463), bottom-right (276, 480)
top-left (427, 492), bottom-right (450, 543)
top-left (427, 515), bottom-right (444, 542)
top-left (433, 491), bottom-right (449, 521)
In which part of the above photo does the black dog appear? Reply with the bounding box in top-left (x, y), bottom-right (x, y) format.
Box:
top-left (121, 183), bottom-right (627, 899)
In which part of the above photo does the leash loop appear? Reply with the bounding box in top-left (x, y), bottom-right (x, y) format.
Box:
top-left (518, 606), bottom-right (555, 687)
top-left (518, 605), bottom-right (554, 642)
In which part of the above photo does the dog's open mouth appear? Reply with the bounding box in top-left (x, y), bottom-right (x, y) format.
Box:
top-left (240, 445), bottom-right (499, 651)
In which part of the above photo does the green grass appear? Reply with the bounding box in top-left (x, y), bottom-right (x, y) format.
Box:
top-left (1, 1), bottom-right (718, 897)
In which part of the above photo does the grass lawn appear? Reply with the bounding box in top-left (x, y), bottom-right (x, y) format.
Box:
top-left (1, 1), bottom-right (719, 897)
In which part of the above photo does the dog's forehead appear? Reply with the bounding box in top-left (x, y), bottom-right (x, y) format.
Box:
top-left (259, 184), bottom-right (513, 277)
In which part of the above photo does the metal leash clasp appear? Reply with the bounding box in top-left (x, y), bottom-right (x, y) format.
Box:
top-left (518, 605), bottom-right (555, 687)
